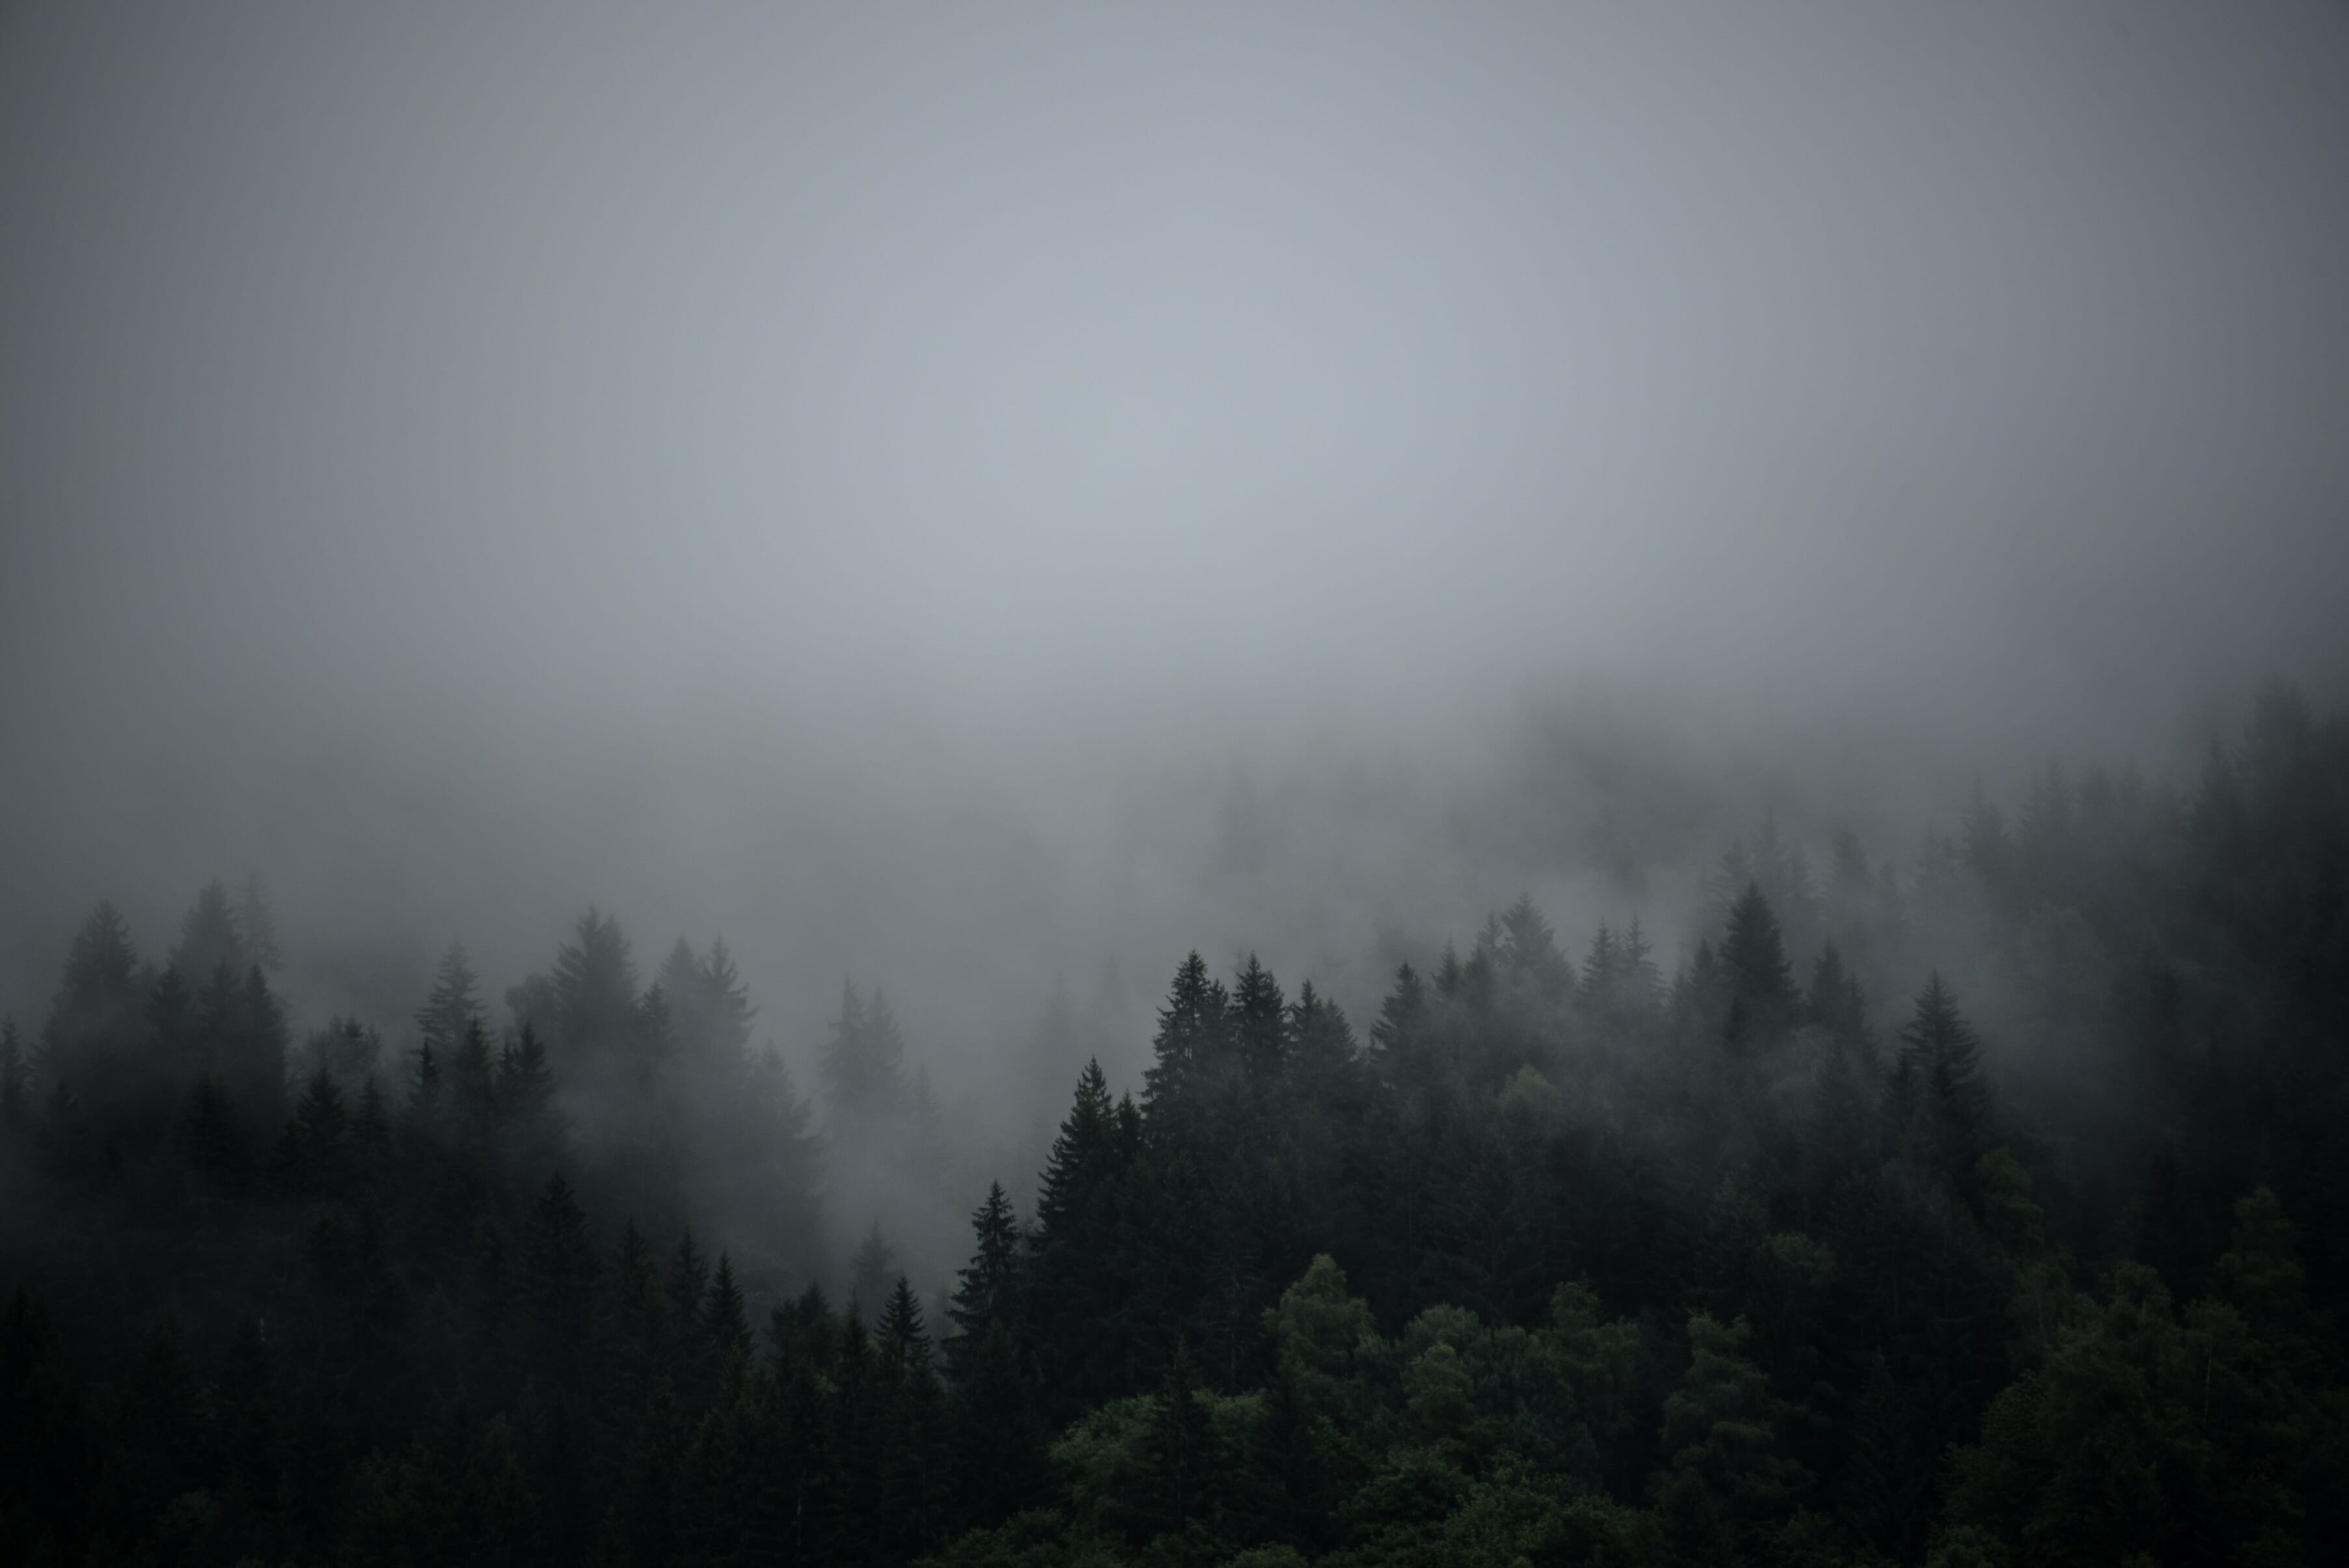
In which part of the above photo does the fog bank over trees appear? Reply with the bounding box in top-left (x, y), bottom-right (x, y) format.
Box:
top-left (4, 1), bottom-right (2349, 1562)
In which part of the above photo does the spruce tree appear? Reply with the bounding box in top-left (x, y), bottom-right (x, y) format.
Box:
top-left (1036, 1061), bottom-right (1115, 1241)
top-left (548, 907), bottom-right (642, 1099)
top-left (1287, 981), bottom-right (1357, 1096)
top-left (850, 1223), bottom-right (899, 1316)
top-left (496, 1022), bottom-right (558, 1152)
top-left (448, 1018), bottom-right (499, 1145)
top-left (1895, 973), bottom-right (1990, 1193)
top-left (169, 880), bottom-right (247, 985)
top-left (184, 1071), bottom-right (249, 1185)
top-left (1143, 953), bottom-right (1229, 1113)
top-left (406, 1041), bottom-right (442, 1128)
top-left (0, 1018), bottom-right (23, 1137)
top-left (228, 966), bottom-right (290, 1128)
top-left (706, 1253), bottom-right (752, 1364)
top-left (1720, 882), bottom-right (1795, 1049)
top-left (877, 1275), bottom-right (949, 1554)
top-left (1500, 894), bottom-right (1571, 1000)
top-left (1368, 963), bottom-right (1429, 1084)
top-left (277, 1068), bottom-right (348, 1196)
top-left (42, 902), bottom-right (144, 1123)
top-left (238, 874), bottom-right (283, 971)
top-left (523, 1172), bottom-right (599, 1375)
top-left (1230, 954), bottom-right (1288, 1083)
top-left (822, 981), bottom-right (909, 1126)
top-left (415, 939), bottom-right (481, 1057)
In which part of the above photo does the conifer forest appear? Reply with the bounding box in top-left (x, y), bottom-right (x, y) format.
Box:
top-left (3, 687), bottom-right (2346, 1565)
top-left (8, 3), bottom-right (2349, 1565)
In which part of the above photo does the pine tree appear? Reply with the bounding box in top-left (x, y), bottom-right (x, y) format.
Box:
top-left (1230, 954), bottom-right (1288, 1083)
top-left (1961, 782), bottom-right (2013, 897)
top-left (147, 966), bottom-right (193, 1063)
top-left (1720, 882), bottom-right (1795, 1049)
top-left (742, 1044), bottom-right (824, 1270)
top-left (169, 880), bottom-right (247, 984)
top-left (548, 907), bottom-right (642, 1096)
top-left (944, 1183), bottom-right (1048, 1521)
top-left (0, 1018), bottom-right (25, 1137)
top-left (850, 1222), bottom-right (899, 1316)
top-left (406, 1041), bottom-right (442, 1128)
top-left (447, 1018), bottom-right (499, 1144)
top-left (228, 966), bottom-right (290, 1129)
top-left (415, 940), bottom-right (481, 1057)
top-left (1287, 982), bottom-right (1357, 1098)
top-left (948, 1320), bottom-right (1048, 1529)
top-left (822, 980), bottom-right (908, 1126)
top-left (877, 1275), bottom-right (949, 1552)
top-left (705, 1254), bottom-right (752, 1365)
top-left (661, 937), bottom-right (756, 1074)
top-left (42, 902), bottom-right (145, 1124)
top-left (351, 1077), bottom-right (392, 1183)
top-left (947, 1181), bottom-right (1023, 1372)
top-left (1582, 922), bottom-right (1620, 998)
top-left (497, 1023), bottom-right (557, 1132)
top-left (277, 1068), bottom-right (348, 1196)
top-left (1368, 963), bottom-right (1429, 1085)
top-left (1143, 953), bottom-right (1229, 1113)
top-left (1895, 973), bottom-right (1990, 1193)
top-left (1804, 945), bottom-right (1869, 1048)
top-left (1500, 894), bottom-right (1571, 1000)
top-left (523, 1172), bottom-right (599, 1375)
top-left (238, 874), bottom-right (284, 971)
top-left (1027, 1059), bottom-right (1134, 1415)
top-left (184, 1071), bottom-right (249, 1185)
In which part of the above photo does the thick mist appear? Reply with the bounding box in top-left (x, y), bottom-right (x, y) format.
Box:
top-left (5, 0), bottom-right (2348, 1248)
top-left (8, 10), bottom-right (2349, 1565)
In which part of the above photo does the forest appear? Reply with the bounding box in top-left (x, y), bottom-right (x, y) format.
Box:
top-left (2, 682), bottom-right (2344, 1568)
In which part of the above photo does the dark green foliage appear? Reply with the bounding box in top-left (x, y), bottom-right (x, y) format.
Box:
top-left (3, 688), bottom-right (2347, 1566)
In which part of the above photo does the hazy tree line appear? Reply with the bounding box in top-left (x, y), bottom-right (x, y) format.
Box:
top-left (2, 683), bottom-right (2344, 1565)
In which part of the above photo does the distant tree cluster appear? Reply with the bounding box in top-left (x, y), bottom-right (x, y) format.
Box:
top-left (1, 683), bottom-right (2344, 1565)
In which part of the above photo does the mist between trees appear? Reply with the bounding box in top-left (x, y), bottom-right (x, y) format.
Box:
top-left (1, 681), bottom-right (2344, 1567)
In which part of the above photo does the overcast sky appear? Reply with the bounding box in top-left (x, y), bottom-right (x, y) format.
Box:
top-left (3, 1), bottom-right (2346, 1100)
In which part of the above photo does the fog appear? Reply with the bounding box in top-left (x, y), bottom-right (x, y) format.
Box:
top-left (4, 1), bottom-right (2347, 1170)
top-left (10, 12), bottom-right (2349, 1560)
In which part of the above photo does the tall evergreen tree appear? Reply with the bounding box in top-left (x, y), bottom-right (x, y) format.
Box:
top-left (169, 880), bottom-right (247, 986)
top-left (0, 1018), bottom-right (25, 1136)
top-left (1369, 962), bottom-right (1431, 1085)
top-left (1720, 882), bottom-right (1796, 1049)
top-left (1500, 894), bottom-right (1571, 1000)
top-left (1230, 954), bottom-right (1288, 1083)
top-left (947, 1181), bottom-right (1023, 1371)
top-left (948, 1318), bottom-right (1048, 1530)
top-left (543, 908), bottom-right (644, 1113)
top-left (850, 1221), bottom-right (899, 1316)
top-left (1143, 953), bottom-right (1230, 1113)
top-left (414, 939), bottom-right (481, 1057)
top-left (822, 981), bottom-right (908, 1126)
top-left (1894, 973), bottom-right (1990, 1193)
top-left (42, 902), bottom-right (146, 1122)
top-left (238, 874), bottom-right (284, 972)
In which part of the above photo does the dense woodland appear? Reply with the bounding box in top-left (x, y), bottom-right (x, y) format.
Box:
top-left (3, 684), bottom-right (2345, 1567)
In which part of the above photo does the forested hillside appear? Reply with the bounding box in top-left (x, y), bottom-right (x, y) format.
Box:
top-left (3, 684), bottom-right (2344, 1567)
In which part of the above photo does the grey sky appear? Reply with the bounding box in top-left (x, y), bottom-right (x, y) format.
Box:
top-left (3, 1), bottom-right (2346, 1113)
